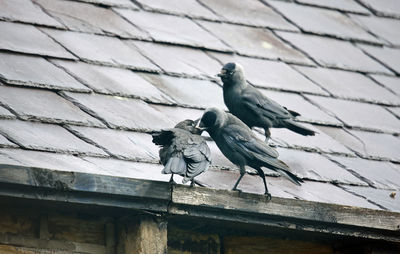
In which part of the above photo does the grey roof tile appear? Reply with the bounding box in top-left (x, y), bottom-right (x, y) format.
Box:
top-left (341, 186), bottom-right (400, 212)
top-left (295, 66), bottom-right (400, 105)
top-left (0, 86), bottom-right (104, 127)
top-left (369, 74), bottom-right (400, 95)
top-left (0, 105), bottom-right (15, 119)
top-left (34, 0), bottom-right (148, 39)
top-left (358, 0), bottom-right (400, 18)
top-left (0, 134), bottom-right (17, 148)
top-left (52, 60), bottom-right (173, 104)
top-left (72, 0), bottom-right (138, 9)
top-left (139, 74), bottom-right (226, 109)
top-left (43, 29), bottom-right (158, 71)
top-left (0, 120), bottom-right (107, 156)
top-left (0, 149), bottom-right (22, 164)
top-left (259, 90), bottom-right (341, 125)
top-left (0, 21), bottom-right (76, 59)
top-left (0, 0), bottom-right (63, 27)
top-left (69, 126), bottom-right (158, 161)
top-left (268, 1), bottom-right (380, 43)
top-left (306, 95), bottom-right (400, 133)
top-left (116, 9), bottom-right (229, 51)
top-left (131, 40), bottom-right (222, 78)
top-left (294, 0), bottom-right (370, 14)
top-left (134, 0), bottom-right (220, 20)
top-left (387, 107), bottom-right (400, 119)
top-left (0, 53), bottom-right (90, 92)
top-left (358, 45), bottom-right (400, 75)
top-left (211, 53), bottom-right (325, 94)
top-left (198, 21), bottom-right (313, 65)
top-left (270, 125), bottom-right (354, 155)
top-left (0, 148), bottom-right (101, 174)
top-left (276, 32), bottom-right (391, 74)
top-left (329, 156), bottom-right (400, 189)
top-left (62, 92), bottom-right (172, 131)
top-left (82, 157), bottom-right (174, 182)
top-left (150, 105), bottom-right (204, 125)
top-left (276, 148), bottom-right (366, 185)
top-left (199, 0), bottom-right (298, 31)
top-left (351, 15), bottom-right (400, 47)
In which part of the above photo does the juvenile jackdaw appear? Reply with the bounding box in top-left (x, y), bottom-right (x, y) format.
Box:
top-left (197, 108), bottom-right (302, 199)
top-left (152, 119), bottom-right (211, 186)
top-left (219, 62), bottom-right (315, 140)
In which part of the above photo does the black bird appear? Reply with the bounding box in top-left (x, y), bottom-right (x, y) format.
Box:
top-left (197, 108), bottom-right (302, 199)
top-left (152, 119), bottom-right (211, 186)
top-left (219, 62), bottom-right (315, 140)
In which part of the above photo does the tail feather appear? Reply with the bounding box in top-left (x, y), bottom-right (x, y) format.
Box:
top-left (162, 156), bottom-right (186, 175)
top-left (285, 120), bottom-right (315, 136)
top-left (276, 169), bottom-right (303, 186)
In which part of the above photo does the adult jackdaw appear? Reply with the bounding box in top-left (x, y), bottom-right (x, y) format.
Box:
top-left (219, 62), bottom-right (315, 139)
top-left (152, 119), bottom-right (211, 186)
top-left (197, 108), bottom-right (302, 199)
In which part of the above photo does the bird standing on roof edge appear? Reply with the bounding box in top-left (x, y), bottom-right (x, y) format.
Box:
top-left (152, 119), bottom-right (211, 186)
top-left (218, 62), bottom-right (315, 140)
top-left (197, 108), bottom-right (302, 200)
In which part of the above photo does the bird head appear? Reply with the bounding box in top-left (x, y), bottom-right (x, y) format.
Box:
top-left (175, 119), bottom-right (202, 135)
top-left (217, 62), bottom-right (245, 85)
top-left (196, 108), bottom-right (226, 132)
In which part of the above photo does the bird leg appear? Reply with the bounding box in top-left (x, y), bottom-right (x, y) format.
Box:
top-left (232, 166), bottom-right (245, 192)
top-left (264, 128), bottom-right (271, 142)
top-left (169, 174), bottom-right (176, 184)
top-left (190, 180), bottom-right (195, 187)
top-left (257, 168), bottom-right (272, 201)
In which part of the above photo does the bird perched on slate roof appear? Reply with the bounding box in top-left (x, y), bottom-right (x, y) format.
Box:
top-left (197, 108), bottom-right (302, 199)
top-left (152, 119), bottom-right (211, 186)
top-left (219, 62), bottom-right (315, 140)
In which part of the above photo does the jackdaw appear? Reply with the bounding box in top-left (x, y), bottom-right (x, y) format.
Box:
top-left (197, 108), bottom-right (302, 199)
top-left (219, 62), bottom-right (315, 140)
top-left (152, 119), bottom-right (211, 186)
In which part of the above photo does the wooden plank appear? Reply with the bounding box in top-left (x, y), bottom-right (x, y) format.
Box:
top-left (168, 226), bottom-right (220, 254)
top-left (171, 185), bottom-right (400, 232)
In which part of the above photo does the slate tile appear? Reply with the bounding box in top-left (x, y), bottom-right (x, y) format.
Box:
top-left (73, 0), bottom-right (138, 8)
top-left (0, 148), bottom-right (101, 174)
top-left (259, 90), bottom-right (341, 125)
top-left (135, 0), bottom-right (219, 20)
top-left (0, 0), bottom-right (63, 27)
top-left (294, 0), bottom-right (370, 14)
top-left (0, 86), bottom-right (103, 127)
top-left (270, 125), bottom-right (354, 155)
top-left (43, 29), bottom-right (158, 71)
top-left (63, 92), bottom-right (172, 131)
top-left (0, 149), bottom-right (22, 165)
top-left (131, 41), bottom-right (222, 78)
top-left (358, 0), bottom-right (400, 18)
top-left (341, 186), bottom-right (400, 212)
top-left (69, 126), bottom-right (158, 161)
top-left (329, 156), bottom-right (400, 189)
top-left (318, 126), bottom-right (400, 161)
top-left (276, 32), bottom-right (391, 74)
top-left (295, 66), bottom-right (400, 105)
top-left (0, 53), bottom-right (89, 92)
top-left (150, 105), bottom-right (204, 126)
top-left (82, 157), bottom-right (176, 182)
top-left (369, 74), bottom-right (400, 95)
top-left (351, 15), bottom-right (400, 47)
top-left (0, 120), bottom-right (107, 156)
top-left (306, 95), bottom-right (400, 133)
top-left (199, 0), bottom-right (298, 31)
top-left (139, 74), bottom-right (225, 109)
top-left (276, 148), bottom-right (366, 185)
top-left (0, 134), bottom-right (17, 148)
top-left (52, 60), bottom-right (173, 104)
top-left (34, 0), bottom-right (147, 39)
top-left (0, 21), bottom-right (76, 59)
top-left (0, 106), bottom-right (15, 119)
top-left (387, 107), bottom-right (400, 119)
top-left (269, 1), bottom-right (380, 43)
top-left (198, 21), bottom-right (313, 65)
top-left (211, 53), bottom-right (325, 94)
top-left (116, 9), bottom-right (228, 51)
top-left (359, 45), bottom-right (400, 75)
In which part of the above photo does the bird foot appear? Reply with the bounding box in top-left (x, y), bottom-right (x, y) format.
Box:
top-left (264, 192), bottom-right (272, 201)
top-left (232, 187), bottom-right (242, 193)
top-left (190, 181), bottom-right (195, 187)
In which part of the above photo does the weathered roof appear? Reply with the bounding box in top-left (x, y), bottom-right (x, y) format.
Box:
top-left (0, 0), bottom-right (399, 218)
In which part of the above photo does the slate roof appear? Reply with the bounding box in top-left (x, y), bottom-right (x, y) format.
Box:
top-left (0, 0), bottom-right (399, 213)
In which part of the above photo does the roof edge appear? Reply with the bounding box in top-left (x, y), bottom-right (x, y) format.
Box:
top-left (0, 164), bottom-right (399, 242)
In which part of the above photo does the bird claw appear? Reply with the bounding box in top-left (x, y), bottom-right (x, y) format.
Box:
top-left (264, 192), bottom-right (272, 201)
top-left (232, 187), bottom-right (242, 193)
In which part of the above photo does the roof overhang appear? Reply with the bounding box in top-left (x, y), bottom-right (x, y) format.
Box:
top-left (0, 164), bottom-right (399, 243)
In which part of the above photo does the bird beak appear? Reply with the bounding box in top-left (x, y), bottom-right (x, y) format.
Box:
top-left (217, 69), bottom-right (227, 78)
top-left (194, 119), bottom-right (206, 131)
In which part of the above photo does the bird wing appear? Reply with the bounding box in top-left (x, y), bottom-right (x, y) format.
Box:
top-left (241, 88), bottom-right (292, 121)
top-left (221, 124), bottom-right (279, 159)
